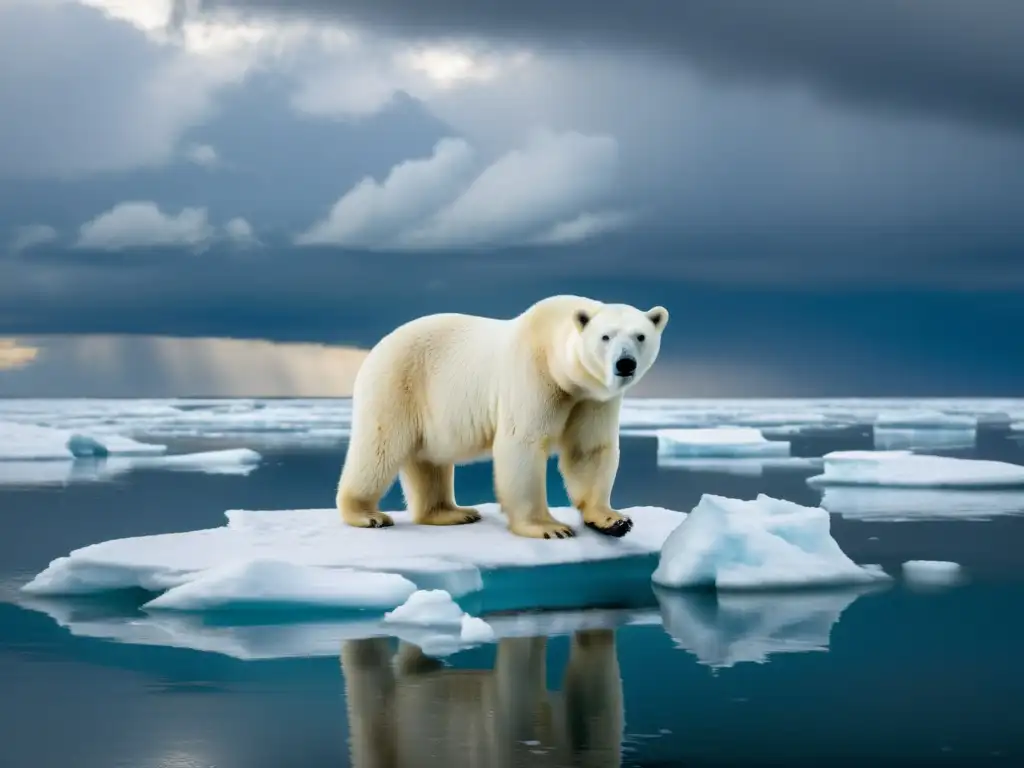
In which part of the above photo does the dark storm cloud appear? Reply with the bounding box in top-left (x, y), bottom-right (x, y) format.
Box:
top-left (206, 0), bottom-right (1024, 135)
top-left (4, 236), bottom-right (1024, 396)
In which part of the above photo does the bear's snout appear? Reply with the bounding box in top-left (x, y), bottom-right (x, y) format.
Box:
top-left (614, 356), bottom-right (637, 377)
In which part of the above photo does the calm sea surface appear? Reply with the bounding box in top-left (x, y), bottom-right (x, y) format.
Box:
top-left (2, 426), bottom-right (1024, 767)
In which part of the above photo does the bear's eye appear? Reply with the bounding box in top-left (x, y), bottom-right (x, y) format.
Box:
top-left (637, 334), bottom-right (646, 343)
top-left (601, 334), bottom-right (610, 342)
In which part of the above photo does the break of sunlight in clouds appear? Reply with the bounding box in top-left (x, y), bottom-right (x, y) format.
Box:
top-left (75, 202), bottom-right (257, 251)
top-left (296, 130), bottom-right (624, 250)
top-left (9, 224), bottom-right (59, 254)
top-left (0, 0), bottom-right (534, 178)
top-left (0, 335), bottom-right (370, 397)
top-left (0, 339), bottom-right (39, 371)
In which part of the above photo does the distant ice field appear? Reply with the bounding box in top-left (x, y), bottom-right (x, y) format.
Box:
top-left (1, 397), bottom-right (1022, 444)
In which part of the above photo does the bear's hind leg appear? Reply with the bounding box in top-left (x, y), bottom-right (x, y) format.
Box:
top-left (336, 424), bottom-right (411, 529)
top-left (400, 460), bottom-right (481, 526)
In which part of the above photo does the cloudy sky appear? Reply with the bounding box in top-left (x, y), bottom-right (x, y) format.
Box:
top-left (1, 0), bottom-right (1023, 397)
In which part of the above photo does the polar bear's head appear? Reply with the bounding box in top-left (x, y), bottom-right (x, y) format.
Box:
top-left (571, 302), bottom-right (669, 399)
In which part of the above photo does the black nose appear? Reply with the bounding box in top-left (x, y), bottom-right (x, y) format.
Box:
top-left (615, 357), bottom-right (637, 376)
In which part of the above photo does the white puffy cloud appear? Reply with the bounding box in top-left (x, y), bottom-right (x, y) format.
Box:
top-left (296, 130), bottom-right (623, 250)
top-left (9, 224), bottom-right (59, 254)
top-left (295, 137), bottom-right (477, 247)
top-left (76, 201), bottom-right (215, 251)
top-left (183, 143), bottom-right (219, 167)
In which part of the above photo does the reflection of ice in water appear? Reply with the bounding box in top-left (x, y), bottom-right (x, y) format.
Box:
top-left (656, 456), bottom-right (822, 477)
top-left (873, 427), bottom-right (976, 451)
top-left (13, 591), bottom-right (654, 661)
top-left (819, 487), bottom-right (1024, 521)
top-left (654, 585), bottom-right (880, 668)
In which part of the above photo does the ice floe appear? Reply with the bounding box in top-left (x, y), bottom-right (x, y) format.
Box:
top-left (0, 448), bottom-right (262, 486)
top-left (656, 427), bottom-right (791, 458)
top-left (651, 494), bottom-right (890, 590)
top-left (0, 421), bottom-right (165, 461)
top-left (21, 503), bottom-right (684, 613)
top-left (808, 450), bottom-right (1024, 488)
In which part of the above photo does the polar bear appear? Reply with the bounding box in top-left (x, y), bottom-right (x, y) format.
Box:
top-left (336, 294), bottom-right (668, 539)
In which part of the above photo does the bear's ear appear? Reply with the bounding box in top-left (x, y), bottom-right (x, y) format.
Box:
top-left (646, 306), bottom-right (668, 330)
top-left (574, 310), bottom-right (591, 332)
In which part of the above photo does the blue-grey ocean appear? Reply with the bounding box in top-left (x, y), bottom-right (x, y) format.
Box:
top-left (2, 398), bottom-right (1024, 767)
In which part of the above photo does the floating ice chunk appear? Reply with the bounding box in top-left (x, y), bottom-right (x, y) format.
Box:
top-left (0, 421), bottom-right (166, 460)
top-left (22, 503), bottom-right (684, 613)
top-left (901, 560), bottom-right (963, 586)
top-left (651, 494), bottom-right (890, 590)
top-left (819, 487), bottom-right (1024, 522)
top-left (384, 589), bottom-right (466, 627)
top-left (808, 450), bottom-right (1024, 488)
top-left (128, 448), bottom-right (262, 475)
top-left (874, 410), bottom-right (977, 429)
top-left (382, 589), bottom-right (496, 651)
top-left (143, 559), bottom-right (417, 612)
top-left (656, 427), bottom-right (790, 458)
top-left (0, 448), bottom-right (262, 486)
top-left (654, 584), bottom-right (880, 668)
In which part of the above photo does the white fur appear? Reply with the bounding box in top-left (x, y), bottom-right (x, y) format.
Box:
top-left (336, 294), bottom-right (669, 539)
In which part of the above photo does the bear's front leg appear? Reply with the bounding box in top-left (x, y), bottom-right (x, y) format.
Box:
top-left (559, 400), bottom-right (633, 538)
top-left (492, 434), bottom-right (575, 539)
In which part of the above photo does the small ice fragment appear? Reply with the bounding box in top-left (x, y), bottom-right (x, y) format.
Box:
top-left (383, 589), bottom-right (466, 627)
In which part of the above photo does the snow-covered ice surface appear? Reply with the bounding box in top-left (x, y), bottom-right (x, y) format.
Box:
top-left (21, 503), bottom-right (684, 613)
top-left (0, 448), bottom-right (262, 486)
top-left (656, 427), bottom-right (791, 458)
top-left (143, 560), bottom-right (417, 612)
top-left (2, 397), bottom-right (1023, 444)
top-left (901, 560), bottom-right (963, 585)
top-left (0, 421), bottom-right (166, 460)
top-left (818, 487), bottom-right (1024, 522)
top-left (808, 450), bottom-right (1024, 488)
top-left (652, 494), bottom-right (890, 590)
top-left (654, 584), bottom-right (882, 668)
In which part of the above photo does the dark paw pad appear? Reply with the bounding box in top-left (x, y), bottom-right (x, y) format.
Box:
top-left (586, 517), bottom-right (633, 538)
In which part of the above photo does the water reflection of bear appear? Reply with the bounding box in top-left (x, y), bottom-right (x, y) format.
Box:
top-left (340, 629), bottom-right (624, 767)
